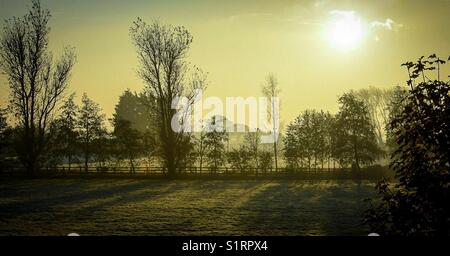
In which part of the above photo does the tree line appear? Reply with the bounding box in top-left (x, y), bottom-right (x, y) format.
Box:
top-left (0, 0), bottom-right (405, 174)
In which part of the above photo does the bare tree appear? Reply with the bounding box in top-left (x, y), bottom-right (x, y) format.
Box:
top-left (355, 86), bottom-right (390, 146)
top-left (262, 74), bottom-right (280, 171)
top-left (0, 0), bottom-right (76, 173)
top-left (130, 19), bottom-right (205, 176)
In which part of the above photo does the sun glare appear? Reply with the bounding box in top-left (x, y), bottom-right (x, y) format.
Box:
top-left (326, 11), bottom-right (364, 51)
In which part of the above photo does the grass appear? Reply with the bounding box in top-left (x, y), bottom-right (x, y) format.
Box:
top-left (0, 178), bottom-right (377, 236)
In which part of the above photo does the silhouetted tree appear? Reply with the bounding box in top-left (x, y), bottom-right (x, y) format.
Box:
top-left (93, 134), bottom-right (112, 171)
top-left (334, 92), bottom-right (382, 170)
top-left (355, 87), bottom-right (391, 146)
top-left (78, 93), bottom-right (106, 172)
top-left (227, 146), bottom-right (252, 173)
top-left (0, 108), bottom-right (7, 151)
top-left (53, 94), bottom-right (79, 170)
top-left (0, 108), bottom-right (9, 171)
top-left (283, 120), bottom-right (302, 169)
top-left (112, 119), bottom-right (143, 172)
top-left (194, 125), bottom-right (208, 172)
top-left (244, 130), bottom-right (261, 169)
top-left (0, 0), bottom-right (76, 173)
top-left (262, 74), bottom-right (281, 171)
top-left (324, 113), bottom-right (336, 170)
top-left (203, 117), bottom-right (228, 171)
top-left (385, 86), bottom-right (409, 154)
top-left (283, 110), bottom-right (333, 171)
top-left (364, 54), bottom-right (450, 236)
top-left (142, 130), bottom-right (157, 168)
top-left (114, 89), bottom-right (155, 133)
top-left (258, 151), bottom-right (273, 172)
top-left (130, 19), bottom-right (205, 176)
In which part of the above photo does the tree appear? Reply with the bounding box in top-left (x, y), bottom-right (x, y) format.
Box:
top-left (130, 19), bottom-right (205, 176)
top-left (53, 94), bottom-right (79, 170)
top-left (0, 108), bottom-right (9, 171)
top-left (227, 146), bottom-right (252, 173)
top-left (283, 110), bottom-right (334, 171)
top-left (262, 74), bottom-right (281, 171)
top-left (258, 151), bottom-right (273, 172)
top-left (385, 86), bottom-right (409, 154)
top-left (203, 117), bottom-right (228, 171)
top-left (0, 0), bottom-right (76, 173)
top-left (0, 108), bottom-right (8, 153)
top-left (114, 89), bottom-right (155, 133)
top-left (112, 119), bottom-right (143, 172)
top-left (355, 87), bottom-right (391, 146)
top-left (78, 93), bottom-right (106, 172)
top-left (244, 130), bottom-right (261, 169)
top-left (364, 54), bottom-right (450, 236)
top-left (283, 120), bottom-right (302, 169)
top-left (194, 125), bottom-right (208, 172)
top-left (142, 130), bottom-right (157, 168)
top-left (334, 92), bottom-right (382, 170)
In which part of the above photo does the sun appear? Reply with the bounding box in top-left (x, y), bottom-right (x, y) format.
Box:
top-left (326, 11), bottom-right (364, 50)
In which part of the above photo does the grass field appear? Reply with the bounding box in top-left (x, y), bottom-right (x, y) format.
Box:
top-left (0, 179), bottom-right (377, 236)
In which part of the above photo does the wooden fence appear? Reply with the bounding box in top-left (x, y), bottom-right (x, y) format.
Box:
top-left (0, 165), bottom-right (392, 180)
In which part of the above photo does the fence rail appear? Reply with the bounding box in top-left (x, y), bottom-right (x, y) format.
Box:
top-left (0, 165), bottom-right (391, 179)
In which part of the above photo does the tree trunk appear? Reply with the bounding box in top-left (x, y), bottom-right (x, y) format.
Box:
top-left (84, 152), bottom-right (88, 172)
top-left (273, 141), bottom-right (278, 172)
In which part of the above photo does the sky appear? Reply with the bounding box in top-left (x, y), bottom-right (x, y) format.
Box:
top-left (0, 0), bottom-right (449, 125)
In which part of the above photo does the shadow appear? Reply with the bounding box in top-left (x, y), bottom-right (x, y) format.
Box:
top-left (0, 179), bottom-right (377, 235)
top-left (0, 179), bottom-right (178, 218)
top-left (236, 180), bottom-right (376, 235)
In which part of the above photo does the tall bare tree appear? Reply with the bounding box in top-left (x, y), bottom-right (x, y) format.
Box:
top-left (0, 0), bottom-right (76, 173)
top-left (355, 86), bottom-right (390, 145)
top-left (262, 74), bottom-right (280, 171)
top-left (130, 19), bottom-right (205, 176)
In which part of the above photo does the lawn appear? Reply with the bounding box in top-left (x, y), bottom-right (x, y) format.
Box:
top-left (0, 179), bottom-right (377, 236)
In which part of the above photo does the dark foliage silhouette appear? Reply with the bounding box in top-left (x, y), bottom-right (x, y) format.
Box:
top-left (52, 94), bottom-right (80, 170)
top-left (364, 54), bottom-right (450, 236)
top-left (112, 119), bottom-right (144, 172)
top-left (283, 110), bottom-right (335, 170)
top-left (78, 93), bottom-right (107, 171)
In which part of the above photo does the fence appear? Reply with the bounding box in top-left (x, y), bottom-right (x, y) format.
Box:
top-left (0, 165), bottom-right (392, 180)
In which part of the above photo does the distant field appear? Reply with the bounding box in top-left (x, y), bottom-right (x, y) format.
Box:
top-left (0, 179), bottom-right (376, 235)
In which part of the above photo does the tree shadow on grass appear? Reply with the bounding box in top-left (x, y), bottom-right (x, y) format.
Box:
top-left (0, 179), bottom-right (182, 218)
top-left (0, 179), bottom-right (267, 235)
top-left (236, 180), bottom-right (376, 235)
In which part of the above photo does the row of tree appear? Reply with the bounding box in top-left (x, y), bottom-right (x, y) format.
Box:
top-left (0, 0), bottom-right (401, 173)
top-left (0, 86), bottom-right (398, 173)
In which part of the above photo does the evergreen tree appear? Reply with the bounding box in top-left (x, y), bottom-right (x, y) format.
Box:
top-left (78, 93), bottom-right (106, 171)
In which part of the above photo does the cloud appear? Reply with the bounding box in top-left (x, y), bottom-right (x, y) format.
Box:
top-left (329, 10), bottom-right (356, 19)
top-left (371, 19), bottom-right (403, 32)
